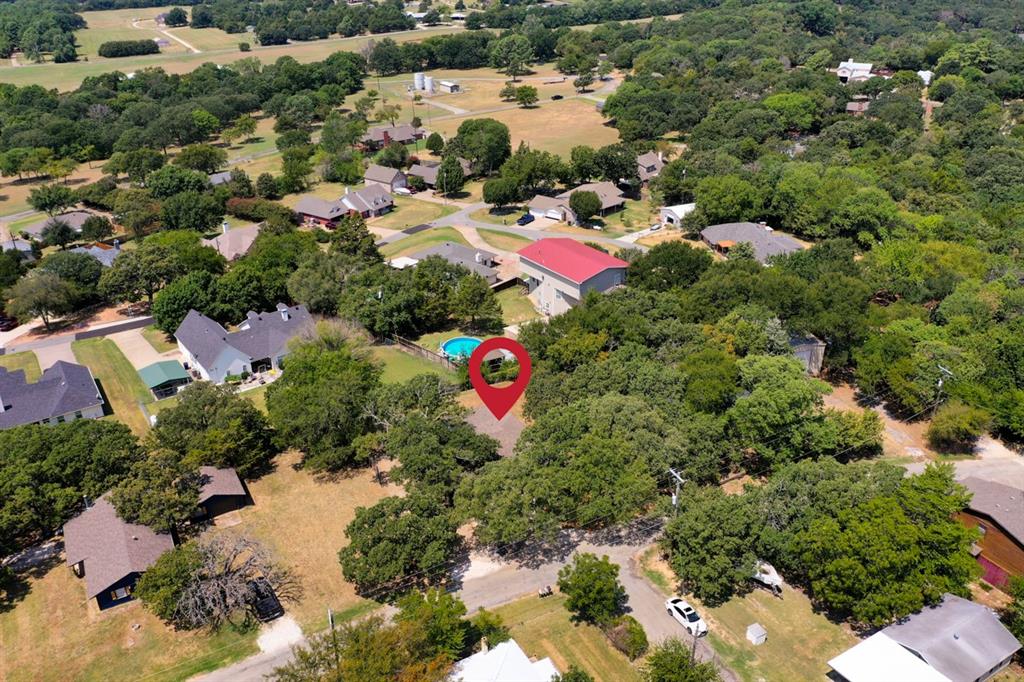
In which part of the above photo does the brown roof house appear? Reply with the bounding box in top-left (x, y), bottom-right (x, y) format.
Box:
top-left (363, 164), bottom-right (408, 193)
top-left (203, 224), bottom-right (260, 261)
top-left (407, 158), bottom-right (472, 188)
top-left (295, 186), bottom-right (394, 227)
top-left (360, 124), bottom-right (425, 150)
top-left (195, 466), bottom-right (251, 521)
top-left (527, 181), bottom-right (626, 226)
top-left (64, 496), bottom-right (175, 610)
top-left (636, 151), bottom-right (665, 184)
top-left (959, 477), bottom-right (1024, 588)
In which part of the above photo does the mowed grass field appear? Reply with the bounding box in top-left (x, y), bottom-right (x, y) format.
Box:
top-left (477, 227), bottom-right (532, 251)
top-left (0, 24), bottom-right (465, 91)
top-left (71, 338), bottom-right (153, 436)
top-left (430, 97), bottom-right (619, 158)
top-left (493, 595), bottom-right (641, 682)
top-left (141, 325), bottom-right (177, 353)
top-left (369, 196), bottom-right (457, 231)
top-left (379, 226), bottom-right (469, 258)
top-left (0, 350), bottom-right (42, 381)
top-left (72, 8), bottom-right (188, 60)
top-left (370, 345), bottom-right (458, 383)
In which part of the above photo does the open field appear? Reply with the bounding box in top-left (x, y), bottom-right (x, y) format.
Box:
top-left (71, 338), bottom-right (152, 435)
top-left (370, 346), bottom-right (457, 384)
top-left (430, 97), bottom-right (619, 158)
top-left (163, 25), bottom-right (256, 53)
top-left (379, 226), bottom-right (469, 258)
top-left (213, 450), bottom-right (396, 631)
top-left (493, 594), bottom-right (641, 682)
top-left (369, 196), bottom-right (457, 231)
top-left (0, 25), bottom-right (465, 91)
top-left (141, 325), bottom-right (177, 353)
top-left (469, 206), bottom-right (525, 227)
top-left (72, 8), bottom-right (188, 60)
top-left (0, 350), bottom-right (42, 382)
top-left (0, 557), bottom-right (259, 682)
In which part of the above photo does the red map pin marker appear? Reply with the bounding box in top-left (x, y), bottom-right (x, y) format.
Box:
top-left (468, 337), bottom-right (532, 420)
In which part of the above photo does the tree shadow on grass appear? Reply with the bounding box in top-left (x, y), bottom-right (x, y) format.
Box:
top-left (0, 552), bottom-right (63, 615)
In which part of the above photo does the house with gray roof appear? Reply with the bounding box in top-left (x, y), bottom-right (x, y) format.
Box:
top-left (295, 196), bottom-right (348, 227)
top-left (0, 360), bottom-right (104, 429)
top-left (829, 594), bottom-right (1020, 682)
top-left (636, 151), bottom-right (664, 184)
top-left (340, 185), bottom-right (394, 218)
top-left (64, 496), bottom-right (175, 610)
top-left (958, 477), bottom-right (1024, 588)
top-left (174, 304), bottom-right (312, 384)
top-left (407, 158), bottom-right (472, 188)
top-left (70, 241), bottom-right (121, 267)
top-left (701, 222), bottom-right (805, 264)
top-left (0, 236), bottom-right (35, 261)
top-left (409, 241), bottom-right (499, 284)
top-left (208, 171), bottom-right (232, 186)
top-left (21, 210), bottom-right (95, 239)
top-left (203, 224), bottom-right (260, 261)
top-left (363, 164), bottom-right (408, 192)
top-left (556, 181), bottom-right (626, 214)
top-left (196, 466), bottom-right (250, 520)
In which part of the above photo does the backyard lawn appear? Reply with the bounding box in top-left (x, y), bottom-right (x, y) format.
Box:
top-left (477, 227), bottom-right (532, 252)
top-left (379, 226), bottom-right (470, 259)
top-left (0, 350), bottom-right (41, 382)
top-left (496, 288), bottom-right (539, 325)
top-left (211, 450), bottom-right (395, 631)
top-left (370, 346), bottom-right (457, 384)
top-left (493, 594), bottom-right (641, 682)
top-left (72, 338), bottom-right (153, 436)
top-left (0, 559), bottom-right (259, 682)
top-left (469, 206), bottom-right (525, 228)
top-left (369, 196), bottom-right (457, 231)
top-left (141, 325), bottom-right (178, 353)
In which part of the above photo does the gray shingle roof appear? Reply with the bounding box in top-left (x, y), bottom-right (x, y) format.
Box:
top-left (557, 181), bottom-right (625, 211)
top-left (70, 242), bottom-right (120, 267)
top-left (407, 159), bottom-right (471, 186)
top-left (202, 225), bottom-right (260, 260)
top-left (63, 496), bottom-right (174, 598)
top-left (363, 164), bottom-right (404, 185)
top-left (174, 305), bottom-right (313, 366)
top-left (361, 124), bottom-right (421, 144)
top-left (208, 171), bottom-right (232, 186)
top-left (294, 196), bottom-right (346, 221)
top-left (961, 477), bottom-right (1024, 544)
top-left (637, 152), bottom-right (664, 181)
top-left (198, 466), bottom-right (247, 504)
top-left (341, 185), bottom-right (394, 214)
top-left (22, 211), bottom-right (95, 238)
top-left (883, 594), bottom-right (1021, 682)
top-left (411, 241), bottom-right (499, 282)
top-left (701, 222), bottom-right (805, 263)
top-left (0, 361), bottom-right (103, 429)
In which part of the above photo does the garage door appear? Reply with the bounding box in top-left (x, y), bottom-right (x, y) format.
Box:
top-left (545, 209), bottom-right (563, 220)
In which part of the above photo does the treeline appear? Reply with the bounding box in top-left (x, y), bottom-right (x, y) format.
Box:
top-left (465, 0), bottom-right (706, 30)
top-left (0, 0), bottom-right (83, 61)
top-left (97, 38), bottom-right (159, 57)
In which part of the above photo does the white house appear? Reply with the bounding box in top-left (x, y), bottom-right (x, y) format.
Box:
top-left (835, 59), bottom-right (874, 83)
top-left (517, 238), bottom-right (628, 316)
top-left (174, 304), bottom-right (312, 384)
top-left (451, 640), bottom-right (559, 682)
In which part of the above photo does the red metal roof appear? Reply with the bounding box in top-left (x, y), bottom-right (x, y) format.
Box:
top-left (517, 238), bottom-right (628, 284)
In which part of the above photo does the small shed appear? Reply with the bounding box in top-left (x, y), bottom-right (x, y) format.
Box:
top-left (139, 360), bottom-right (191, 399)
top-left (439, 80), bottom-right (461, 94)
top-left (661, 203), bottom-right (696, 227)
top-left (746, 623), bottom-right (767, 646)
top-left (196, 466), bottom-right (250, 520)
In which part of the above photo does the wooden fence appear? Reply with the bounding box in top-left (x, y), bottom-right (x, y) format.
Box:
top-left (391, 335), bottom-right (458, 371)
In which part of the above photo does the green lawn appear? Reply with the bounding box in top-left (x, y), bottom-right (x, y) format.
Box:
top-left (380, 226), bottom-right (470, 259)
top-left (71, 338), bottom-right (153, 435)
top-left (141, 325), bottom-right (178, 353)
top-left (469, 206), bottom-right (525, 228)
top-left (496, 287), bottom-right (539, 325)
top-left (702, 587), bottom-right (857, 682)
top-left (477, 227), bottom-right (533, 252)
top-left (239, 383), bottom-right (269, 413)
top-left (493, 595), bottom-right (641, 682)
top-left (371, 346), bottom-right (457, 384)
top-left (0, 351), bottom-right (41, 382)
top-left (369, 196), bottom-right (457, 231)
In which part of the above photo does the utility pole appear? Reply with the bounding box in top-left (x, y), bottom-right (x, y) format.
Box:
top-left (934, 364), bottom-right (953, 417)
top-left (668, 468), bottom-right (686, 517)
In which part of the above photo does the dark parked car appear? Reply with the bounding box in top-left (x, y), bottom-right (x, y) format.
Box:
top-left (248, 578), bottom-right (284, 622)
top-left (551, 94), bottom-right (564, 100)
top-left (516, 213), bottom-right (535, 226)
top-left (0, 316), bottom-right (17, 331)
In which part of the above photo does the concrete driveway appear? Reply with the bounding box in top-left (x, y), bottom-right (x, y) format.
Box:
top-left (33, 341), bottom-right (76, 371)
top-left (108, 328), bottom-right (180, 370)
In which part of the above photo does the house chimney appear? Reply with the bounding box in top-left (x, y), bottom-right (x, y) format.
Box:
top-left (475, 252), bottom-right (482, 263)
top-left (277, 303), bottom-right (290, 321)
top-left (480, 637), bottom-right (489, 653)
top-left (382, 130), bottom-right (392, 145)
top-left (113, 239), bottom-right (120, 250)
top-left (222, 221), bottom-right (229, 234)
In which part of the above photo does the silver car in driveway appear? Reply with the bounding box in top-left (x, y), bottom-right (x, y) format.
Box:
top-left (665, 597), bottom-right (708, 636)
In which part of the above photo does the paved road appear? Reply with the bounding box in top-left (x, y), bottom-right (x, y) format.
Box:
top-left (194, 522), bottom-right (734, 682)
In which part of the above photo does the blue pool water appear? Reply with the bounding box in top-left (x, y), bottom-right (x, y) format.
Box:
top-left (441, 336), bottom-right (482, 359)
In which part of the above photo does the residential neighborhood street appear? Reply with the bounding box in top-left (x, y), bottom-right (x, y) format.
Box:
top-left (194, 522), bottom-right (735, 682)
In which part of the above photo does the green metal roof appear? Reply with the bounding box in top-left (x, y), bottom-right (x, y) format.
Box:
top-left (138, 360), bottom-right (189, 389)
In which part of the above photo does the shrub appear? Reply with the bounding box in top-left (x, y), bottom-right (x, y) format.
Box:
top-left (98, 40), bottom-right (160, 58)
top-left (926, 401), bottom-right (992, 453)
top-left (239, 42), bottom-right (251, 52)
top-left (606, 615), bottom-right (648, 660)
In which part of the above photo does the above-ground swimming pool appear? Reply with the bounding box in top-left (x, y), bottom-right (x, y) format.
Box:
top-left (441, 336), bottom-right (482, 360)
